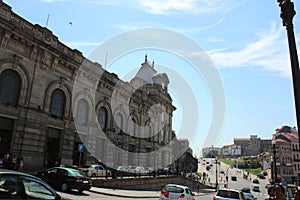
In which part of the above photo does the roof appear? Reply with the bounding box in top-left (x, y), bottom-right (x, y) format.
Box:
top-left (49, 166), bottom-right (81, 172)
top-left (234, 138), bottom-right (250, 141)
top-left (164, 184), bottom-right (190, 189)
top-left (0, 168), bottom-right (35, 177)
top-left (134, 55), bottom-right (157, 84)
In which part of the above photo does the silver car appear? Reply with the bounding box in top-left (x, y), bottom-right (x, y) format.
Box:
top-left (86, 164), bottom-right (111, 177)
top-left (159, 184), bottom-right (195, 200)
top-left (213, 188), bottom-right (241, 200)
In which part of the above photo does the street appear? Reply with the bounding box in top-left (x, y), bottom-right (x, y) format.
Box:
top-left (55, 158), bottom-right (269, 200)
top-left (57, 189), bottom-right (215, 200)
top-left (198, 158), bottom-right (269, 200)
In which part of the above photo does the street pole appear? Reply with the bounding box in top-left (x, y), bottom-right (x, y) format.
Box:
top-left (277, 0), bottom-right (300, 144)
top-left (215, 159), bottom-right (218, 189)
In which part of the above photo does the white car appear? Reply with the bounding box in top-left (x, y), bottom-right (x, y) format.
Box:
top-left (213, 188), bottom-right (241, 200)
top-left (133, 166), bottom-right (148, 175)
top-left (86, 164), bottom-right (111, 177)
top-left (160, 184), bottom-right (195, 200)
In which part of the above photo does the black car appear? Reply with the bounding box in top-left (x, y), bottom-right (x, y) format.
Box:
top-left (37, 166), bottom-right (92, 193)
top-left (252, 179), bottom-right (259, 184)
top-left (0, 168), bottom-right (64, 199)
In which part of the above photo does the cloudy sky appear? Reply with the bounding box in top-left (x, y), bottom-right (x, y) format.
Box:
top-left (3, 0), bottom-right (300, 156)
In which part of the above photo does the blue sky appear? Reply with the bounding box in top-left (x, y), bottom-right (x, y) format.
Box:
top-left (3, 0), bottom-right (300, 156)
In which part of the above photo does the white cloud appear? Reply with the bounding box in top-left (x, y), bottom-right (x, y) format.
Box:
top-left (208, 23), bottom-right (299, 78)
top-left (135, 0), bottom-right (245, 15)
top-left (37, 0), bottom-right (122, 5)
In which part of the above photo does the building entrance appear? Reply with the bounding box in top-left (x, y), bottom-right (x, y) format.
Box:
top-left (0, 117), bottom-right (14, 159)
top-left (45, 128), bottom-right (61, 167)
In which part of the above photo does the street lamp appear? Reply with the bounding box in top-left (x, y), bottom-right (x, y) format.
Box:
top-left (215, 158), bottom-right (218, 190)
top-left (225, 165), bottom-right (232, 188)
top-left (276, 0), bottom-right (300, 145)
top-left (272, 140), bottom-right (278, 183)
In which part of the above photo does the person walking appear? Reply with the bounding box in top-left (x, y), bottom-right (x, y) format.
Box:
top-left (11, 154), bottom-right (17, 170)
top-left (18, 157), bottom-right (24, 172)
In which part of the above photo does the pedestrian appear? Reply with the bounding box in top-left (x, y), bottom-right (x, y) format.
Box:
top-left (18, 157), bottom-right (24, 172)
top-left (11, 154), bottom-right (17, 170)
top-left (293, 187), bottom-right (300, 200)
top-left (273, 184), bottom-right (285, 200)
top-left (3, 152), bottom-right (12, 169)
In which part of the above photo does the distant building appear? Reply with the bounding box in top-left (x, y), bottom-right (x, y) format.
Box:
top-left (273, 125), bottom-right (299, 184)
top-left (234, 135), bottom-right (271, 156)
top-left (202, 146), bottom-right (221, 158)
top-left (221, 144), bottom-right (241, 156)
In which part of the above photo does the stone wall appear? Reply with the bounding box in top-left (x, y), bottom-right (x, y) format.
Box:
top-left (92, 176), bottom-right (213, 191)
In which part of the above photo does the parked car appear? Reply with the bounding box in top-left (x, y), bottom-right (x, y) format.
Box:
top-left (0, 168), bottom-right (64, 199)
top-left (231, 176), bottom-right (237, 181)
top-left (158, 167), bottom-right (171, 175)
top-left (159, 184), bottom-right (195, 200)
top-left (213, 188), bottom-right (241, 199)
top-left (133, 166), bottom-right (148, 175)
top-left (86, 164), bottom-right (111, 177)
top-left (36, 166), bottom-right (92, 193)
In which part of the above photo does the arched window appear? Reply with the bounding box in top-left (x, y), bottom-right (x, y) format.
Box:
top-left (115, 113), bottom-right (122, 135)
top-left (145, 121), bottom-right (152, 141)
top-left (76, 99), bottom-right (88, 125)
top-left (0, 69), bottom-right (21, 106)
top-left (49, 89), bottom-right (65, 119)
top-left (128, 118), bottom-right (136, 137)
top-left (98, 107), bottom-right (107, 130)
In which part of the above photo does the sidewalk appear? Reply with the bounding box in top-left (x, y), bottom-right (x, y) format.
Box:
top-left (89, 187), bottom-right (216, 198)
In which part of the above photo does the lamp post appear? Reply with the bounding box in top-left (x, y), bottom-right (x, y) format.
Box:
top-left (215, 158), bottom-right (218, 189)
top-left (272, 140), bottom-right (278, 183)
top-left (225, 165), bottom-right (232, 188)
top-left (276, 0), bottom-right (300, 144)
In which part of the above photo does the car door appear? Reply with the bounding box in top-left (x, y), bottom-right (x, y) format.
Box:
top-left (42, 168), bottom-right (58, 186)
top-left (55, 169), bottom-right (68, 187)
top-left (98, 165), bottom-right (104, 176)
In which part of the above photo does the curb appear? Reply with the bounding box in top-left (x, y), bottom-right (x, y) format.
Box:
top-left (89, 188), bottom-right (159, 198)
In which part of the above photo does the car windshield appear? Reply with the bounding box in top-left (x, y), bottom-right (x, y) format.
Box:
top-left (164, 186), bottom-right (184, 193)
top-left (217, 190), bottom-right (240, 199)
top-left (69, 170), bottom-right (84, 177)
top-left (243, 192), bottom-right (254, 198)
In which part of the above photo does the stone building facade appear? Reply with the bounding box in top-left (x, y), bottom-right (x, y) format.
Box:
top-left (234, 135), bottom-right (271, 156)
top-left (0, 1), bottom-right (176, 171)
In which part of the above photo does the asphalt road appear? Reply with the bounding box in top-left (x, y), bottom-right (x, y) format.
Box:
top-left (57, 189), bottom-right (214, 200)
top-left (198, 158), bottom-right (269, 200)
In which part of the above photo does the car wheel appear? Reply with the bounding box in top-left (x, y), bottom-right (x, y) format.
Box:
top-left (78, 189), bottom-right (84, 193)
top-left (61, 182), bottom-right (69, 192)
